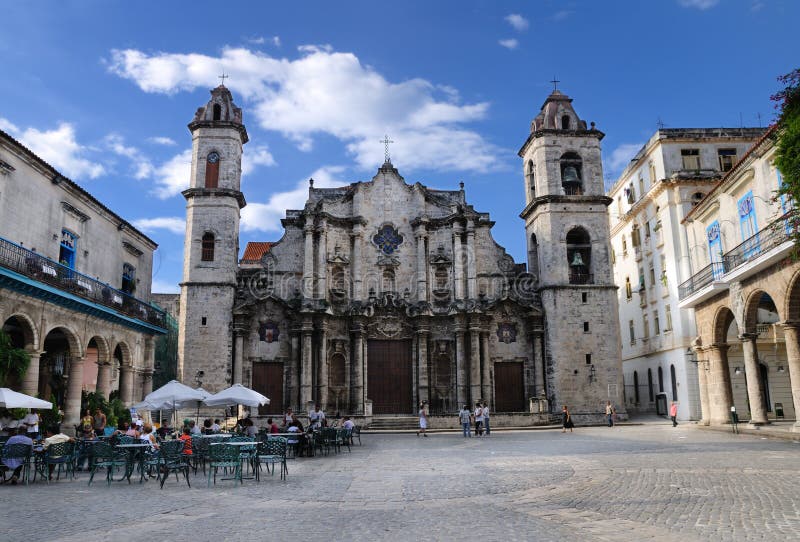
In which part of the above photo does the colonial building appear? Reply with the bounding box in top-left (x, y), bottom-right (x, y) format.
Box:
top-left (680, 128), bottom-right (799, 428)
top-left (607, 128), bottom-right (765, 420)
top-left (178, 86), bottom-right (626, 424)
top-left (0, 128), bottom-right (166, 431)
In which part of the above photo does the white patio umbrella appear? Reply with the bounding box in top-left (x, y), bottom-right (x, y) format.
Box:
top-left (203, 384), bottom-right (269, 408)
top-left (142, 380), bottom-right (208, 430)
top-left (0, 388), bottom-right (52, 409)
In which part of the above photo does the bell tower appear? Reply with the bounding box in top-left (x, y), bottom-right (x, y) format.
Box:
top-left (518, 89), bottom-right (625, 422)
top-left (177, 84), bottom-right (248, 390)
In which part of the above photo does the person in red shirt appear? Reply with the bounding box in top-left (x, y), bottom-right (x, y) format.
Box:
top-left (178, 426), bottom-right (193, 455)
top-left (669, 401), bottom-right (679, 427)
top-left (268, 418), bottom-right (279, 434)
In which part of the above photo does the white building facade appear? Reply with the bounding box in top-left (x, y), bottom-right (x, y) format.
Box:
top-left (608, 128), bottom-right (764, 420)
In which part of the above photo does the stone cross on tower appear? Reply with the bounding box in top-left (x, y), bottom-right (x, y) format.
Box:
top-left (550, 76), bottom-right (560, 91)
top-left (218, 73), bottom-right (229, 86)
top-left (380, 134), bottom-right (394, 163)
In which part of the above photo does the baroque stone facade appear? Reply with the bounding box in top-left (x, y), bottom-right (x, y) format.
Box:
top-left (178, 87), bottom-right (626, 422)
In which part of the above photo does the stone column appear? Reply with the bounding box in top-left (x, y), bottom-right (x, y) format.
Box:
top-left (455, 325), bottom-right (466, 406)
top-left (706, 344), bottom-right (734, 425)
top-left (696, 348), bottom-right (711, 425)
top-left (316, 220), bottom-right (327, 299)
top-left (351, 226), bottom-right (362, 300)
top-left (290, 330), bottom-right (301, 411)
top-left (417, 327), bottom-right (429, 406)
top-left (21, 350), bottom-right (41, 397)
top-left (453, 226), bottom-right (464, 299)
top-left (740, 333), bottom-right (768, 425)
top-left (351, 323), bottom-right (364, 414)
top-left (233, 330), bottom-right (245, 385)
top-left (63, 357), bottom-right (85, 432)
top-left (95, 361), bottom-right (111, 400)
top-left (469, 325), bottom-right (481, 403)
top-left (415, 227), bottom-right (427, 302)
top-left (532, 329), bottom-right (545, 396)
top-left (466, 221), bottom-right (477, 299)
top-left (303, 223), bottom-right (315, 298)
top-left (141, 368), bottom-right (154, 399)
top-left (300, 318), bottom-right (313, 409)
top-left (480, 330), bottom-right (491, 403)
top-left (318, 323), bottom-right (328, 409)
top-left (781, 323), bottom-right (800, 431)
top-left (119, 364), bottom-right (134, 406)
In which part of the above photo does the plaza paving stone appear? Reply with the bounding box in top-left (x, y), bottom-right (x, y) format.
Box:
top-left (3, 422), bottom-right (799, 541)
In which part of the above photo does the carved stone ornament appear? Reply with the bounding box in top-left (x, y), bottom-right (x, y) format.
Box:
top-left (258, 321), bottom-right (280, 343)
top-left (369, 315), bottom-right (410, 339)
top-left (496, 322), bottom-right (518, 344)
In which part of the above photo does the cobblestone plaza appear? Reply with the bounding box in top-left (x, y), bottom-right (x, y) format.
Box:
top-left (4, 423), bottom-right (799, 542)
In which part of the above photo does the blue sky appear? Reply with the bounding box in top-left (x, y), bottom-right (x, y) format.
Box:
top-left (0, 0), bottom-right (796, 293)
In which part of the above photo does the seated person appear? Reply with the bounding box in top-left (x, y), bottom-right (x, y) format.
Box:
top-left (138, 424), bottom-right (159, 451)
top-left (203, 419), bottom-right (213, 434)
top-left (286, 421), bottom-right (301, 446)
top-left (178, 426), bottom-right (193, 455)
top-left (1, 427), bottom-right (33, 484)
top-left (244, 418), bottom-right (258, 438)
top-left (188, 420), bottom-right (202, 436)
top-left (290, 415), bottom-right (304, 433)
top-left (42, 425), bottom-right (75, 478)
top-left (308, 404), bottom-right (326, 429)
top-left (267, 418), bottom-right (279, 434)
top-left (211, 419), bottom-right (221, 433)
top-left (125, 422), bottom-right (140, 438)
top-left (341, 416), bottom-right (355, 430)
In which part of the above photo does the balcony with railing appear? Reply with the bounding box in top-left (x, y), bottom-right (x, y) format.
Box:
top-left (0, 235), bottom-right (166, 332)
top-left (678, 213), bottom-right (794, 307)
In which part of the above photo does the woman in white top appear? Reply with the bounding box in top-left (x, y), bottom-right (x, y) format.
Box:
top-left (138, 424), bottom-right (159, 450)
top-left (417, 403), bottom-right (428, 438)
top-left (473, 403), bottom-right (484, 436)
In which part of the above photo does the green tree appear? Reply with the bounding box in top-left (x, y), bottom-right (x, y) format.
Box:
top-left (0, 329), bottom-right (30, 387)
top-left (774, 69), bottom-right (800, 245)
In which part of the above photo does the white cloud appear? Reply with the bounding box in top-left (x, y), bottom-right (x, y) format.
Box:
top-left (104, 133), bottom-right (153, 179)
top-left (241, 166), bottom-right (346, 233)
top-left (148, 136), bottom-right (176, 146)
top-left (0, 118), bottom-right (19, 134)
top-left (504, 14), bottom-right (529, 31)
top-left (272, 36), bottom-right (281, 47)
top-left (552, 10), bottom-right (574, 21)
top-left (604, 142), bottom-right (645, 180)
top-left (242, 145), bottom-right (276, 176)
top-left (677, 0), bottom-right (719, 9)
top-left (499, 39), bottom-right (519, 50)
top-left (107, 46), bottom-right (499, 173)
top-left (132, 216), bottom-right (186, 235)
top-left (246, 35), bottom-right (280, 47)
top-left (14, 122), bottom-right (105, 180)
top-left (151, 278), bottom-right (180, 294)
top-left (152, 149), bottom-right (192, 199)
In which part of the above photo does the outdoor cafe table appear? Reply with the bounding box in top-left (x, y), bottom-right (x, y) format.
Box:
top-left (115, 443), bottom-right (152, 483)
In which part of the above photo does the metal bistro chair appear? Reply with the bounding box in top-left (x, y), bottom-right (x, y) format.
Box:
top-left (87, 442), bottom-right (128, 486)
top-left (157, 440), bottom-right (191, 489)
top-left (320, 428), bottom-right (339, 455)
top-left (352, 425), bottom-right (362, 446)
top-left (1, 443), bottom-right (32, 485)
top-left (39, 441), bottom-right (76, 483)
top-left (207, 443), bottom-right (243, 487)
top-left (338, 428), bottom-right (352, 453)
top-left (255, 437), bottom-right (288, 481)
top-left (190, 436), bottom-right (210, 475)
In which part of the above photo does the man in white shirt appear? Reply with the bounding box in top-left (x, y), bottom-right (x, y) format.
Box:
top-left (309, 404), bottom-right (325, 429)
top-left (211, 419), bottom-right (221, 432)
top-left (481, 403), bottom-right (491, 436)
top-left (473, 403), bottom-right (484, 437)
top-left (22, 410), bottom-right (40, 440)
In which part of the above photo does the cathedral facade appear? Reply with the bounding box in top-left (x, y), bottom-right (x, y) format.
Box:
top-left (177, 85), bottom-right (625, 423)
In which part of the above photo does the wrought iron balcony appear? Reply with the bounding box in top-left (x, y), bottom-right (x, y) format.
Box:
top-left (0, 235), bottom-right (165, 329)
top-left (678, 262), bottom-right (725, 299)
top-left (678, 213), bottom-right (794, 301)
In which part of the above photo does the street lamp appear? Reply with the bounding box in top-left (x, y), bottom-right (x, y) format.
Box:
top-left (686, 347), bottom-right (709, 371)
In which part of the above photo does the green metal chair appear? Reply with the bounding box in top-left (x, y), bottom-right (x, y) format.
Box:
top-left (39, 441), bottom-right (76, 483)
top-left (157, 440), bottom-right (191, 489)
top-left (1, 443), bottom-right (32, 485)
top-left (87, 442), bottom-right (128, 486)
top-left (207, 443), bottom-right (242, 487)
top-left (338, 428), bottom-right (352, 453)
top-left (255, 437), bottom-right (288, 481)
top-left (190, 436), bottom-right (209, 475)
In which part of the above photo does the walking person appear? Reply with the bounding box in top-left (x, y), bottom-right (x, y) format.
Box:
top-left (417, 402), bottom-right (428, 437)
top-left (458, 405), bottom-right (472, 438)
top-left (561, 405), bottom-right (574, 433)
top-left (481, 402), bottom-right (491, 436)
top-left (605, 401), bottom-right (615, 427)
top-left (670, 401), bottom-right (679, 427)
top-left (474, 402), bottom-right (484, 436)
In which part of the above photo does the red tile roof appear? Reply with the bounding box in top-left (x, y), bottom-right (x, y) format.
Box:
top-left (241, 242), bottom-right (273, 262)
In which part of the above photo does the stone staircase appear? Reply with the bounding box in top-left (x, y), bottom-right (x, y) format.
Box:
top-left (365, 416), bottom-right (419, 431)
